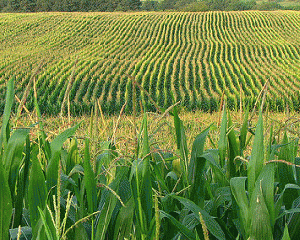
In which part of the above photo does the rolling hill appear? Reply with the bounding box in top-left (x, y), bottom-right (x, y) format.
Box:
top-left (0, 11), bottom-right (300, 115)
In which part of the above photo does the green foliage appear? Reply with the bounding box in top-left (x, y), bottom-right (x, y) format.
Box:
top-left (1, 12), bottom-right (300, 115)
top-left (0, 0), bottom-right (142, 12)
top-left (2, 73), bottom-right (300, 240)
top-left (141, 0), bottom-right (159, 11)
top-left (0, 161), bottom-right (12, 240)
top-left (255, 1), bottom-right (283, 10)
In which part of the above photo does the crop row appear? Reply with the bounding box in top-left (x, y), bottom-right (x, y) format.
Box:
top-left (0, 11), bottom-right (300, 115)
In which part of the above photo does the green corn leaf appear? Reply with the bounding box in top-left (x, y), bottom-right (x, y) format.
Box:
top-left (173, 107), bottom-right (189, 186)
top-left (0, 76), bottom-right (14, 149)
top-left (172, 195), bottom-right (226, 240)
top-left (84, 139), bottom-right (97, 213)
top-left (276, 208), bottom-right (300, 220)
top-left (3, 128), bottom-right (30, 201)
top-left (279, 187), bottom-right (300, 240)
top-left (278, 133), bottom-right (296, 187)
top-left (255, 164), bottom-right (275, 227)
top-left (239, 106), bottom-right (249, 156)
top-left (139, 114), bottom-right (153, 229)
top-left (139, 114), bottom-right (150, 160)
top-left (66, 137), bottom-right (79, 175)
top-left (248, 181), bottom-right (273, 240)
top-left (230, 177), bottom-right (249, 238)
top-left (95, 185), bottom-right (118, 240)
top-left (267, 124), bottom-right (274, 161)
top-left (95, 186), bottom-right (118, 240)
top-left (9, 226), bottom-right (32, 240)
top-left (3, 128), bottom-right (30, 174)
top-left (130, 158), bottom-right (147, 237)
top-left (96, 141), bottom-right (117, 176)
top-left (179, 119), bottom-right (189, 184)
top-left (275, 184), bottom-right (300, 219)
top-left (28, 153), bottom-right (47, 238)
top-left (68, 164), bottom-right (84, 178)
top-left (74, 180), bottom-right (89, 240)
top-left (281, 224), bottom-right (291, 240)
top-left (284, 209), bottom-right (300, 239)
top-left (160, 210), bottom-right (196, 240)
top-left (0, 162), bottom-right (12, 240)
top-left (173, 106), bottom-right (182, 150)
top-left (277, 133), bottom-right (298, 209)
top-left (188, 126), bottom-right (210, 183)
top-left (295, 157), bottom-right (300, 186)
top-left (14, 135), bottom-right (31, 228)
top-left (202, 150), bottom-right (228, 186)
top-left (189, 154), bottom-right (206, 208)
top-left (50, 123), bottom-right (81, 155)
top-left (95, 167), bottom-right (128, 240)
top-left (227, 112), bottom-right (239, 178)
top-left (46, 123), bottom-right (81, 190)
top-left (218, 106), bottom-right (227, 168)
top-left (113, 197), bottom-right (135, 240)
top-left (188, 126), bottom-right (211, 208)
top-left (37, 207), bottom-right (56, 240)
top-left (248, 110), bottom-right (264, 194)
top-left (153, 162), bottom-right (169, 193)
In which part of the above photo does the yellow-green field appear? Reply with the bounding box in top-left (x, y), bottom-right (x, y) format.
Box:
top-left (1, 11), bottom-right (300, 116)
top-left (2, 74), bottom-right (300, 239)
top-left (13, 110), bottom-right (300, 157)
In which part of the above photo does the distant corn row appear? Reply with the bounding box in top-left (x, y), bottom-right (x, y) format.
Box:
top-left (0, 11), bottom-right (300, 115)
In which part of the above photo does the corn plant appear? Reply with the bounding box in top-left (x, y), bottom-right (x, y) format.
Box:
top-left (2, 77), bottom-right (300, 240)
top-left (1, 12), bottom-right (300, 115)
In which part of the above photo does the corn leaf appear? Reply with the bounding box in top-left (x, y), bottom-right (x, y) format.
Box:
top-left (173, 107), bottom-right (189, 186)
top-left (275, 184), bottom-right (300, 219)
top-left (14, 136), bottom-right (31, 228)
top-left (95, 187), bottom-right (118, 240)
top-left (95, 167), bottom-right (128, 240)
top-left (172, 195), bottom-right (226, 240)
top-left (113, 197), bottom-right (135, 240)
top-left (0, 162), bottom-right (12, 240)
top-left (248, 110), bottom-right (264, 194)
top-left (255, 164), bottom-right (275, 227)
top-left (239, 107), bottom-right (249, 156)
top-left (3, 128), bottom-right (30, 200)
top-left (188, 126), bottom-right (210, 183)
top-left (188, 127), bottom-right (210, 208)
top-left (37, 207), bottom-right (57, 240)
top-left (218, 106), bottom-right (227, 168)
top-left (230, 177), bottom-right (249, 238)
top-left (278, 133), bottom-right (296, 187)
top-left (66, 137), bottom-right (79, 175)
top-left (0, 76), bottom-right (14, 149)
top-left (227, 112), bottom-right (239, 178)
top-left (28, 152), bottom-right (47, 238)
top-left (173, 106), bottom-right (182, 150)
top-left (46, 123), bottom-right (81, 190)
top-left (160, 210), bottom-right (196, 240)
top-left (9, 226), bottom-right (32, 240)
top-left (139, 114), bottom-right (150, 161)
top-left (277, 133), bottom-right (298, 209)
top-left (267, 124), bottom-right (274, 161)
top-left (248, 181), bottom-right (273, 240)
top-left (281, 224), bottom-right (291, 240)
top-left (84, 139), bottom-right (97, 213)
top-left (139, 114), bottom-right (153, 229)
top-left (202, 150), bottom-right (228, 186)
top-left (295, 157), bottom-right (300, 186)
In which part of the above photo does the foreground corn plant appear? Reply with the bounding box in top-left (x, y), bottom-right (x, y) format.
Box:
top-left (1, 78), bottom-right (300, 239)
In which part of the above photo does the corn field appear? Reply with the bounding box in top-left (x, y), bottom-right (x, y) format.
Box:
top-left (1, 11), bottom-right (300, 115)
top-left (2, 68), bottom-right (300, 239)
